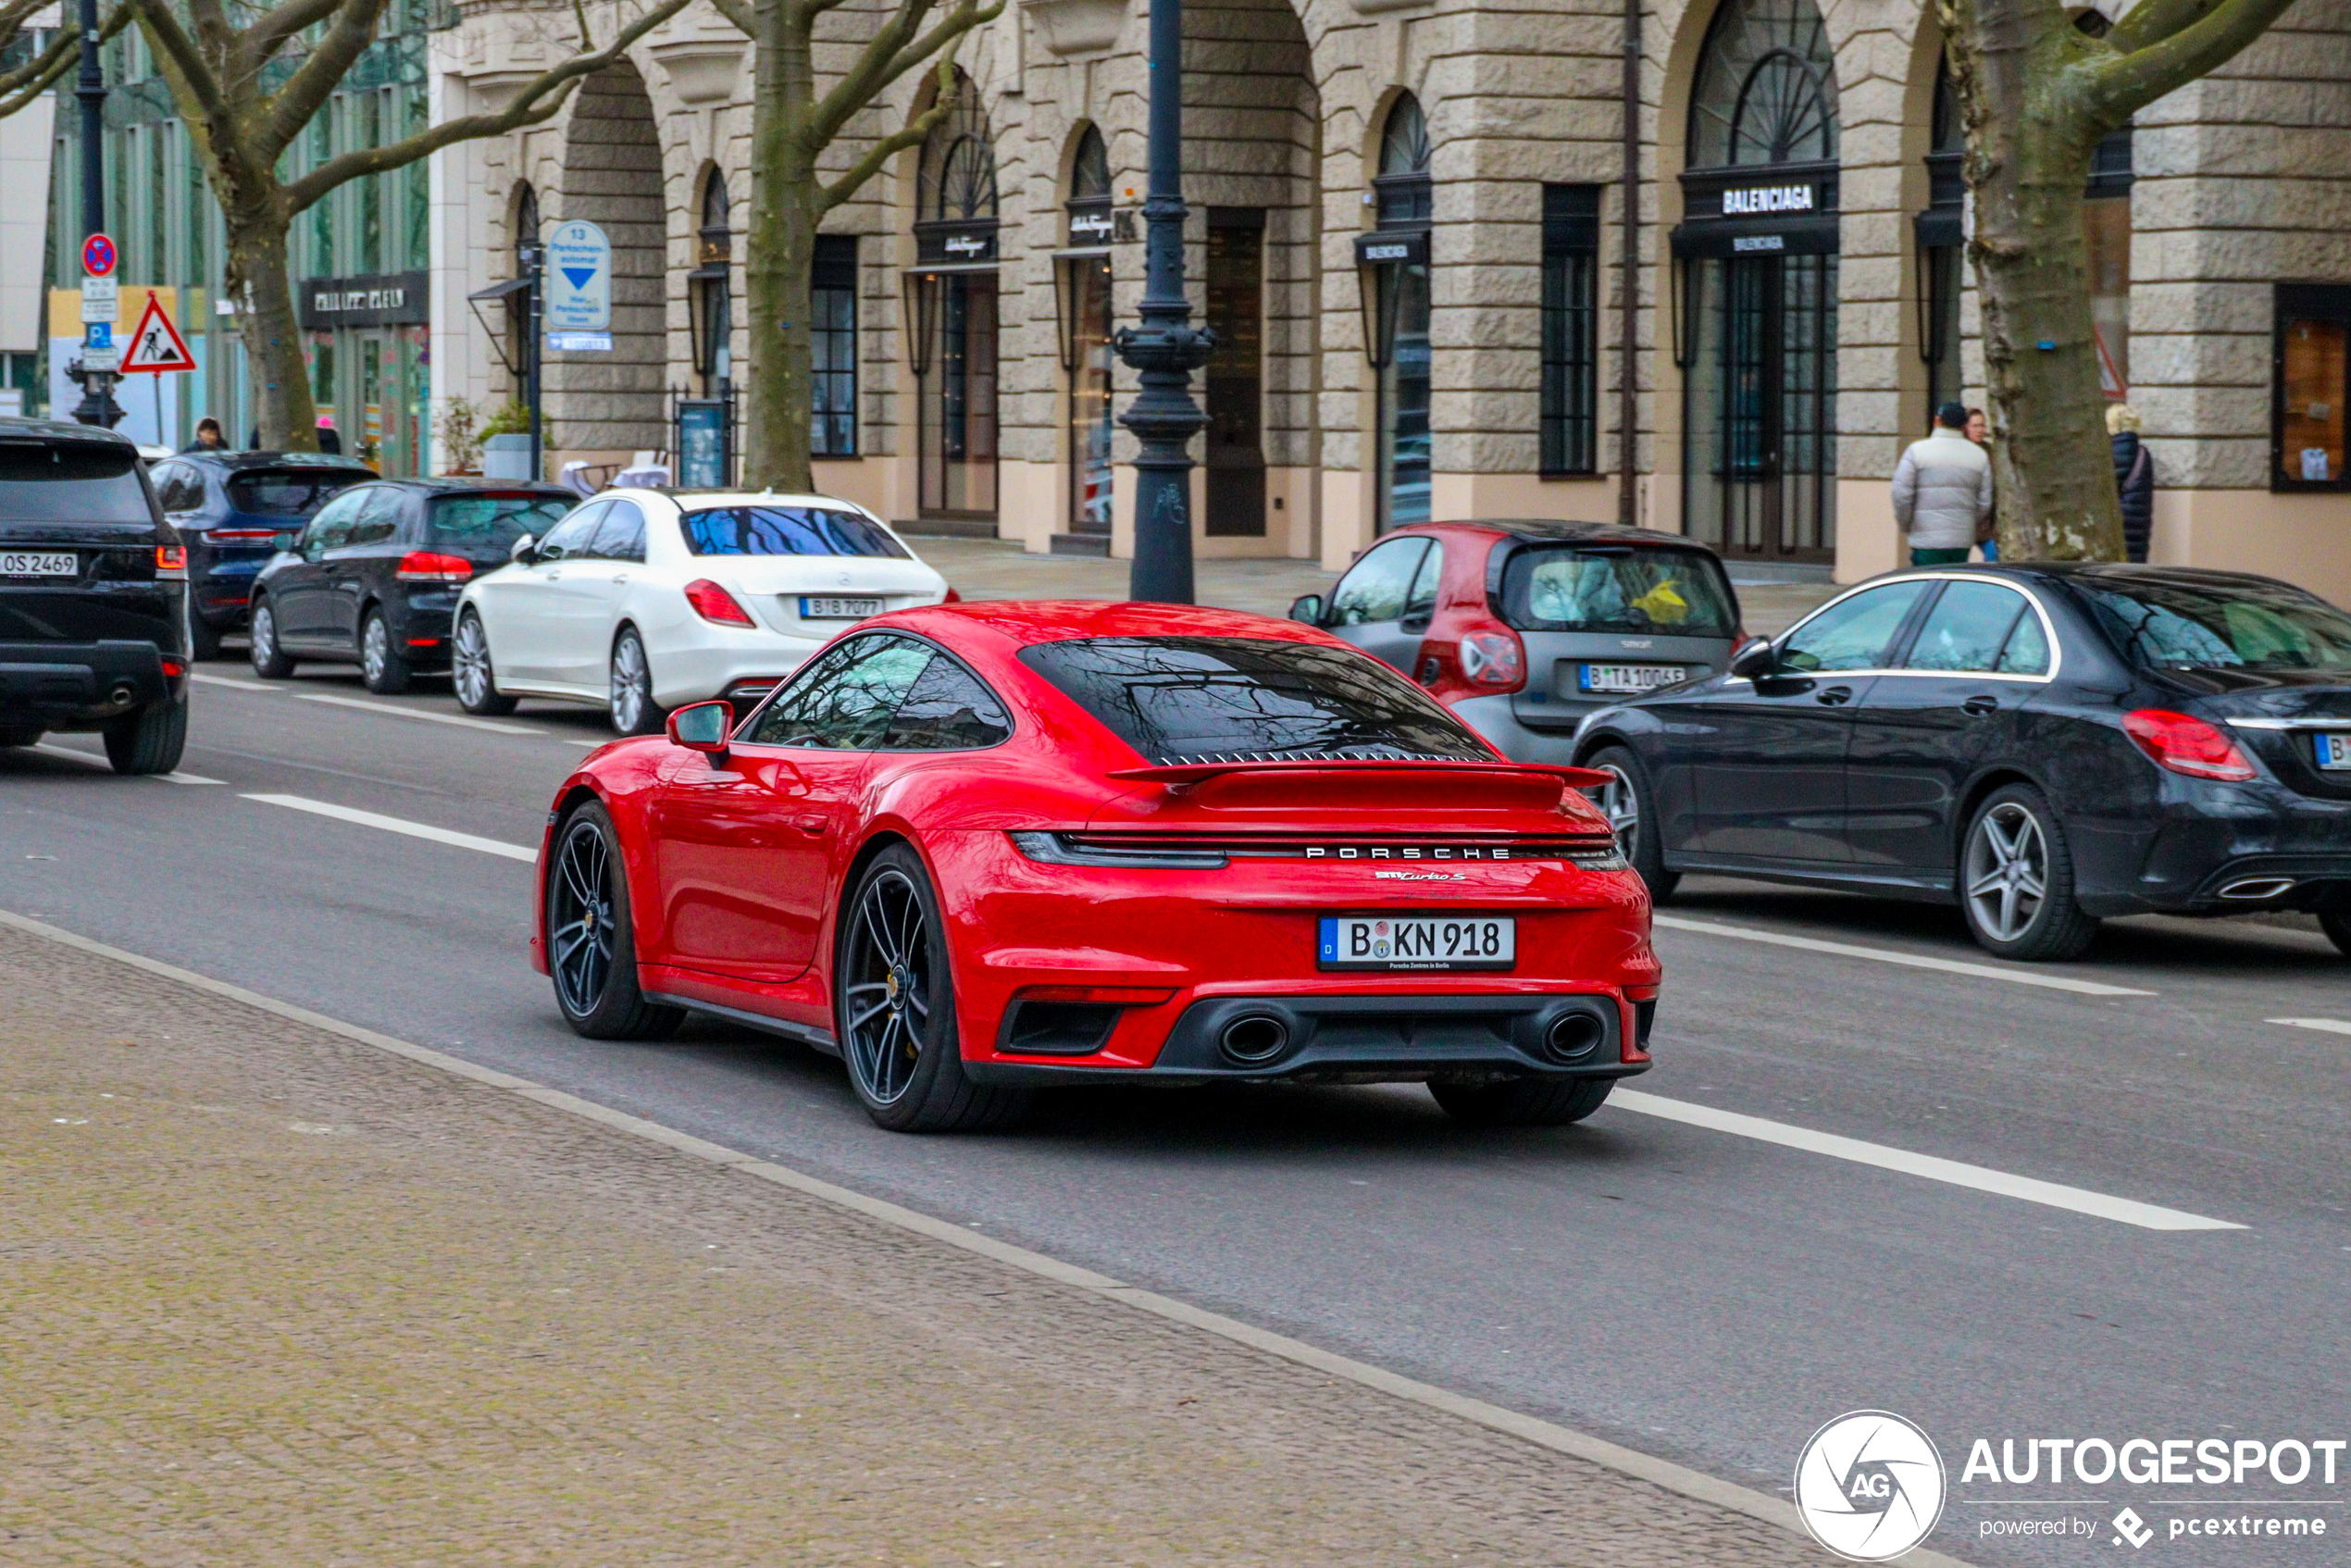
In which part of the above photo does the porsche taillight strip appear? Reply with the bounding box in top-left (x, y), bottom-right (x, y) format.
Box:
top-left (1053, 833), bottom-right (1617, 864)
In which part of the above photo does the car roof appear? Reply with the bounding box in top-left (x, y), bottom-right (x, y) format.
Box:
top-left (872, 599), bottom-right (1333, 651)
top-left (1399, 518), bottom-right (1724, 553)
top-left (643, 489), bottom-right (871, 510)
top-left (1978, 561), bottom-right (2311, 595)
top-left (181, 450), bottom-right (377, 474)
top-left (0, 416), bottom-right (137, 448)
top-left (368, 477), bottom-right (574, 495)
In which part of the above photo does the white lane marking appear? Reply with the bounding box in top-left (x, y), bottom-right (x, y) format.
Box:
top-left (243, 793), bottom-right (537, 862)
top-left (292, 690), bottom-right (547, 736)
top-left (29, 743), bottom-right (223, 785)
top-left (2270, 1017), bottom-right (2351, 1037)
top-left (1652, 913), bottom-right (2154, 998)
top-left (1612, 1089), bottom-right (2241, 1232)
top-left (190, 672), bottom-right (282, 692)
top-left (0, 907), bottom-right (1978, 1567)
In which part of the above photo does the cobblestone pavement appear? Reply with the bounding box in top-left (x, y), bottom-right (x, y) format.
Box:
top-left (912, 534), bottom-right (1841, 636)
top-left (0, 920), bottom-right (1841, 1567)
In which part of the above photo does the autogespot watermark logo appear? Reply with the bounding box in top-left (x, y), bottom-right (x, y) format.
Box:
top-left (1794, 1411), bottom-right (1949, 1561)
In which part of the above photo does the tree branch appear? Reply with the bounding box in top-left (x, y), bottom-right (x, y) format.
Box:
top-left (134, 0), bottom-right (228, 124)
top-left (2, 1), bottom-right (131, 112)
top-left (2089, 0), bottom-right (2300, 121)
top-left (2105, 0), bottom-right (2220, 51)
top-left (820, 54), bottom-right (955, 213)
top-left (280, 0), bottom-right (695, 212)
top-left (807, 0), bottom-right (939, 142)
top-left (243, 0), bottom-right (344, 60)
top-left (706, 0), bottom-right (754, 32)
top-left (258, 0), bottom-right (387, 160)
top-left (868, 0), bottom-right (1000, 111)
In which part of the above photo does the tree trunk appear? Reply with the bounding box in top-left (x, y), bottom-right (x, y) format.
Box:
top-left (226, 210), bottom-right (318, 453)
top-left (1947, 4), bottom-right (2123, 561)
top-left (743, 10), bottom-right (816, 492)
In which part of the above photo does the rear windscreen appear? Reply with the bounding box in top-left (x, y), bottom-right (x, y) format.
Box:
top-left (429, 493), bottom-right (573, 551)
top-left (1499, 547), bottom-right (1738, 637)
top-left (679, 505), bottom-right (907, 558)
top-left (0, 442), bottom-right (152, 529)
top-left (2082, 578), bottom-right (2351, 673)
top-left (1019, 636), bottom-right (1492, 766)
top-left (225, 469), bottom-right (368, 516)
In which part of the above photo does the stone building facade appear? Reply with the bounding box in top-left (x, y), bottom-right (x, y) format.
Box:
top-left (426, 0), bottom-right (2351, 599)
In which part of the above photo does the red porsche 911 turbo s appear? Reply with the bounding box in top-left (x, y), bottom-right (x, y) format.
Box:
top-left (530, 601), bottom-right (1661, 1132)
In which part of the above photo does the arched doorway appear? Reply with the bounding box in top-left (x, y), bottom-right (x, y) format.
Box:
top-left (547, 61), bottom-right (667, 463)
top-left (1368, 94), bottom-right (1433, 532)
top-left (910, 73), bottom-right (1000, 520)
top-left (1674, 0), bottom-right (1840, 563)
top-left (1063, 126), bottom-right (1114, 538)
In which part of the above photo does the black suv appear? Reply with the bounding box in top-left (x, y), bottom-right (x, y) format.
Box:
top-left (0, 418), bottom-right (190, 773)
top-left (148, 450), bottom-right (374, 659)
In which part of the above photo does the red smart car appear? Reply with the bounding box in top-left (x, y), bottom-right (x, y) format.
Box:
top-left (533, 601), bottom-right (1660, 1132)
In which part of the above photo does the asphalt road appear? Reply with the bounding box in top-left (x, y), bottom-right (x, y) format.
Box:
top-left (7, 666), bottom-right (2349, 1566)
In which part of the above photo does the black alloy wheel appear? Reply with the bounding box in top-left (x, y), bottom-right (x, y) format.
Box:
top-left (453, 611), bottom-right (518, 716)
top-left (103, 693), bottom-right (189, 776)
top-left (188, 612), bottom-right (224, 662)
top-left (248, 599), bottom-right (295, 678)
top-left (1429, 1076), bottom-right (1615, 1127)
top-left (1584, 745), bottom-right (1676, 901)
top-left (835, 844), bottom-right (1026, 1133)
top-left (547, 803), bottom-right (681, 1040)
top-left (1959, 783), bottom-right (2097, 962)
top-left (359, 609), bottom-right (412, 695)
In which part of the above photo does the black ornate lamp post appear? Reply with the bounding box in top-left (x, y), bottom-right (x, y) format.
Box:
top-left (69, 0), bottom-right (122, 429)
top-left (1113, 0), bottom-right (1212, 604)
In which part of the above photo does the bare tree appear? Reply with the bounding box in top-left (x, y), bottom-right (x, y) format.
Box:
top-left (704, 0), bottom-right (1000, 491)
top-left (0, 0), bottom-right (130, 118)
top-left (1942, 0), bottom-right (2296, 559)
top-left (133, 0), bottom-right (691, 451)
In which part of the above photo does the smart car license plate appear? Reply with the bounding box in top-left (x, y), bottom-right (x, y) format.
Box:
top-left (1578, 663), bottom-right (1682, 694)
top-left (1318, 915), bottom-right (1515, 971)
top-left (2315, 731), bottom-right (2351, 770)
top-left (799, 595), bottom-right (883, 619)
top-left (0, 552), bottom-right (77, 579)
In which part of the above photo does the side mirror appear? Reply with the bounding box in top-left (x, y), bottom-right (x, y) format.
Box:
top-left (1728, 639), bottom-right (1776, 680)
top-left (509, 532), bottom-right (537, 565)
top-left (666, 700), bottom-right (732, 756)
top-left (1287, 593), bottom-right (1325, 625)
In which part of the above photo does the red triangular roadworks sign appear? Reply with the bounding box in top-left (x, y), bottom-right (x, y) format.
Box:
top-left (120, 293), bottom-right (196, 374)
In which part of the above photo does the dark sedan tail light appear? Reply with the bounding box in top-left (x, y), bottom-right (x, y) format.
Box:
top-left (684, 579), bottom-right (756, 628)
top-left (210, 527), bottom-right (280, 543)
top-left (2122, 708), bottom-right (2258, 782)
top-left (395, 551), bottom-right (474, 584)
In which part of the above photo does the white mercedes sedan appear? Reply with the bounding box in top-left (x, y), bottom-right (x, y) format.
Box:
top-left (449, 490), bottom-right (952, 732)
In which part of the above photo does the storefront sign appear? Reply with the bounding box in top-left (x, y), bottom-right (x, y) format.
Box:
top-left (1721, 184), bottom-right (1814, 216)
top-left (914, 220), bottom-right (999, 267)
top-left (1353, 229), bottom-right (1430, 269)
top-left (298, 270), bottom-right (429, 329)
top-left (1733, 234), bottom-right (1785, 252)
top-left (1067, 201), bottom-right (1113, 246)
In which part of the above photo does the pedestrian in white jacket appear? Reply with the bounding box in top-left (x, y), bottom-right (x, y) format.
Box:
top-left (1893, 402), bottom-right (1993, 566)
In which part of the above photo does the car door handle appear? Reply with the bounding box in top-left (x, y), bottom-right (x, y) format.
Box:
top-left (613, 573), bottom-right (629, 586)
top-left (1961, 694), bottom-right (2000, 716)
top-left (792, 813), bottom-right (828, 837)
top-left (544, 569), bottom-right (562, 580)
top-left (1815, 686), bottom-right (1853, 706)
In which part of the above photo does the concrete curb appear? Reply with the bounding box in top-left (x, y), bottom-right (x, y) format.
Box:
top-left (0, 906), bottom-right (1975, 1568)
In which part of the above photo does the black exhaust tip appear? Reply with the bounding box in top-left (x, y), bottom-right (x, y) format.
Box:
top-left (1543, 1010), bottom-right (1606, 1064)
top-left (1218, 1013), bottom-right (1290, 1065)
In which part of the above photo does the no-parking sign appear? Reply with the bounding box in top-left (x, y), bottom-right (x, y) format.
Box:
top-left (82, 233), bottom-right (117, 278)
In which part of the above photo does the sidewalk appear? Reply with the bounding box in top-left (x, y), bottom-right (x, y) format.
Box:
top-left (913, 534), bottom-right (1839, 636)
top-left (0, 918), bottom-right (1836, 1567)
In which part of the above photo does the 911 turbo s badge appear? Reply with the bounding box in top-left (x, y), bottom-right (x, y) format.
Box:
top-left (1372, 870), bottom-right (1470, 882)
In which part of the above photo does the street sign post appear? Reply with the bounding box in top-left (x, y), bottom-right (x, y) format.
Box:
top-left (120, 293), bottom-right (196, 375)
top-left (80, 275), bottom-right (118, 323)
top-left (82, 232), bottom-right (116, 278)
top-left (542, 219), bottom-right (612, 343)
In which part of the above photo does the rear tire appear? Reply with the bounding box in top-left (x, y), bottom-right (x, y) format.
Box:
top-left (103, 693), bottom-right (188, 776)
top-left (453, 610), bottom-right (519, 716)
top-left (836, 844), bottom-right (1028, 1133)
top-left (359, 608), bottom-right (412, 694)
top-left (1584, 744), bottom-right (1677, 902)
top-left (1959, 783), bottom-right (2098, 962)
top-left (608, 628), bottom-right (663, 736)
top-left (188, 613), bottom-right (224, 662)
top-left (546, 802), bottom-right (682, 1040)
top-left (1430, 1076), bottom-right (1614, 1127)
top-left (249, 599), bottom-right (295, 678)
top-left (2320, 911), bottom-right (2351, 959)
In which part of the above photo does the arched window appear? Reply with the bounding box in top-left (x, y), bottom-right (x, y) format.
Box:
top-left (694, 169), bottom-right (733, 390)
top-left (1687, 0), bottom-right (1838, 168)
top-left (1370, 93), bottom-right (1434, 529)
top-left (919, 75), bottom-right (998, 224)
top-left (1375, 93), bottom-right (1433, 226)
top-left (1070, 124), bottom-right (1110, 205)
top-left (1063, 123), bottom-right (1115, 535)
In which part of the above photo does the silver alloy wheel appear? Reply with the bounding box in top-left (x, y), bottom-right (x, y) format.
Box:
top-left (610, 633), bottom-right (649, 732)
top-left (1589, 765), bottom-right (1640, 861)
top-left (361, 614), bottom-right (389, 684)
top-left (454, 615), bottom-right (493, 708)
top-left (1965, 801), bottom-right (2049, 943)
top-left (549, 818), bottom-right (616, 1015)
top-left (842, 868), bottom-right (930, 1106)
top-left (250, 604), bottom-right (279, 670)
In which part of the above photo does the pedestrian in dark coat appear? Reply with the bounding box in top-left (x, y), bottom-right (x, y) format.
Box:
top-left (2108, 403), bottom-right (2154, 564)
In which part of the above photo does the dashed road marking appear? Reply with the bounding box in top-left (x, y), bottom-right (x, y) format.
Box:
top-left (189, 672), bottom-right (282, 692)
top-left (2269, 1016), bottom-right (2351, 1037)
top-left (29, 743), bottom-right (223, 785)
top-left (1612, 1089), bottom-right (2240, 1232)
top-left (1652, 914), bottom-right (2155, 997)
top-left (242, 793), bottom-right (537, 862)
top-left (292, 690), bottom-right (549, 736)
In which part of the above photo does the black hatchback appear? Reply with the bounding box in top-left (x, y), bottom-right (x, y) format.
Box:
top-left (1573, 564), bottom-right (2351, 962)
top-left (248, 479), bottom-right (575, 693)
top-left (0, 418), bottom-right (190, 772)
top-left (147, 451), bottom-right (375, 659)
